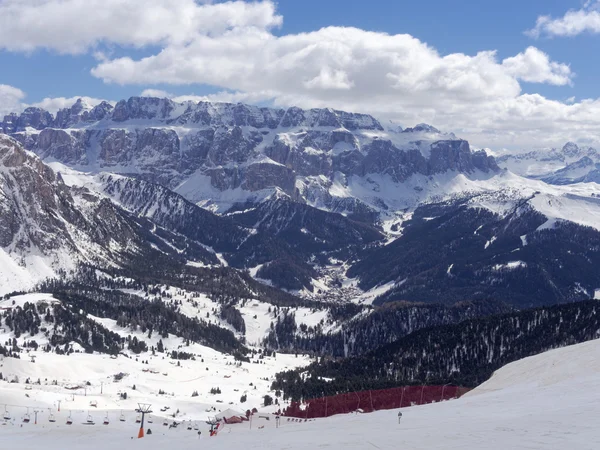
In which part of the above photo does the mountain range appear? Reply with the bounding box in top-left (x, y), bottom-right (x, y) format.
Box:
top-left (1, 96), bottom-right (600, 357)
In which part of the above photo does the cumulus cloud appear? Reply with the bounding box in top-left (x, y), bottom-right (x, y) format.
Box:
top-left (0, 0), bottom-right (282, 54)
top-left (0, 84), bottom-right (26, 117)
top-left (527, 2), bottom-right (600, 38)
top-left (501, 47), bottom-right (572, 85)
top-left (90, 22), bottom-right (584, 149)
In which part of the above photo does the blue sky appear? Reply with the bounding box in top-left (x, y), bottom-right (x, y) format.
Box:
top-left (0, 0), bottom-right (599, 149)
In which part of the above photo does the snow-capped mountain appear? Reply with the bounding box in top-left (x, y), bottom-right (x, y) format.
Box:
top-left (2, 97), bottom-right (600, 309)
top-left (0, 134), bottom-right (241, 295)
top-left (2, 97), bottom-right (498, 215)
top-left (496, 141), bottom-right (600, 182)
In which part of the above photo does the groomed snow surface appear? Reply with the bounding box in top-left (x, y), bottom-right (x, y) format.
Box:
top-left (1, 333), bottom-right (599, 449)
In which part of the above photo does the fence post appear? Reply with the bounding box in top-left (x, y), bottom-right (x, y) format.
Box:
top-left (400, 386), bottom-right (405, 408)
top-left (420, 386), bottom-right (425, 405)
top-left (369, 390), bottom-right (374, 411)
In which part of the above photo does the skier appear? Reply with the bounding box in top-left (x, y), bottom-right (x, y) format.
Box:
top-left (397, 411), bottom-right (402, 425)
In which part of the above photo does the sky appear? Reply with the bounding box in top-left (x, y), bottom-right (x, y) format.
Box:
top-left (1, 0), bottom-right (600, 150)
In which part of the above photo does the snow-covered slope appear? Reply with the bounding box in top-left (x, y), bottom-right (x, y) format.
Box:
top-left (1, 329), bottom-right (598, 449)
top-left (0, 135), bottom-right (221, 295)
top-left (496, 141), bottom-right (600, 182)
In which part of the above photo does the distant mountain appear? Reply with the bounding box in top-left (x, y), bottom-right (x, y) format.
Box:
top-left (3, 97), bottom-right (498, 216)
top-left (2, 97), bottom-right (600, 309)
top-left (538, 156), bottom-right (600, 185)
top-left (496, 142), bottom-right (600, 181)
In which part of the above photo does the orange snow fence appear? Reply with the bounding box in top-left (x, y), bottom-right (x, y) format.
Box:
top-left (282, 385), bottom-right (471, 419)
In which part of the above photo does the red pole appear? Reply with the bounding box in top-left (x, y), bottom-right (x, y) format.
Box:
top-left (420, 386), bottom-right (425, 405)
top-left (138, 412), bottom-right (145, 438)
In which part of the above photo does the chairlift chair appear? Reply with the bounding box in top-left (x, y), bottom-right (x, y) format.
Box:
top-left (66, 412), bottom-right (73, 425)
top-left (22, 413), bottom-right (30, 424)
top-left (48, 413), bottom-right (56, 423)
top-left (3, 406), bottom-right (10, 421)
top-left (103, 413), bottom-right (109, 425)
top-left (135, 415), bottom-right (141, 423)
top-left (85, 414), bottom-right (94, 425)
top-left (119, 411), bottom-right (126, 422)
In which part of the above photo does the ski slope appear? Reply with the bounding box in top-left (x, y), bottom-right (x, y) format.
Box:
top-left (1, 337), bottom-right (599, 449)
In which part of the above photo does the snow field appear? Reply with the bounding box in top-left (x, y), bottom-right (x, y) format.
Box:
top-left (0, 294), bottom-right (313, 429)
top-left (2, 338), bottom-right (600, 449)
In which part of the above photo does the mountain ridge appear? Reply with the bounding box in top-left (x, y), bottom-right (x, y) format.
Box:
top-left (2, 96), bottom-right (498, 215)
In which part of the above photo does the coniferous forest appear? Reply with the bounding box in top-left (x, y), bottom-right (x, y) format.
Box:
top-left (271, 301), bottom-right (600, 402)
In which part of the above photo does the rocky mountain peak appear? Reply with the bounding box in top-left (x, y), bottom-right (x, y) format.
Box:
top-left (1, 97), bottom-right (499, 214)
top-left (562, 141), bottom-right (580, 157)
top-left (403, 123), bottom-right (441, 134)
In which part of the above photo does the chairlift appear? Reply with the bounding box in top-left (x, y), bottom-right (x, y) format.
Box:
top-left (187, 421), bottom-right (192, 430)
top-left (193, 422), bottom-right (199, 431)
top-left (48, 413), bottom-right (56, 423)
top-left (66, 412), bottom-right (73, 425)
top-left (84, 414), bottom-right (94, 425)
top-left (22, 413), bottom-right (31, 424)
top-left (119, 411), bottom-right (126, 422)
top-left (103, 413), bottom-right (110, 425)
top-left (3, 406), bottom-right (10, 421)
top-left (163, 420), bottom-right (169, 426)
top-left (135, 415), bottom-right (141, 423)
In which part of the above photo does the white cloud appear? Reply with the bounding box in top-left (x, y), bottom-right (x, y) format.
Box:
top-left (140, 89), bottom-right (173, 98)
top-left (89, 23), bottom-right (585, 149)
top-left (140, 87), bottom-right (275, 105)
top-left (0, 0), bottom-right (282, 54)
top-left (501, 47), bottom-right (572, 86)
top-left (0, 85), bottom-right (26, 118)
top-left (527, 2), bottom-right (600, 38)
top-left (30, 96), bottom-right (110, 114)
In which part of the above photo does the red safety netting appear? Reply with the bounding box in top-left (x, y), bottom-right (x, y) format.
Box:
top-left (282, 385), bottom-right (470, 419)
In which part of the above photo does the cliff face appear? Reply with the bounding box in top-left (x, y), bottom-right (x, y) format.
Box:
top-left (2, 97), bottom-right (498, 212)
